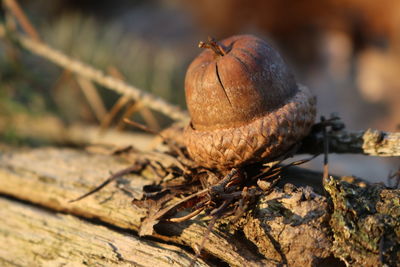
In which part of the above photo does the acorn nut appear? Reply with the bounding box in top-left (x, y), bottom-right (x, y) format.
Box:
top-left (183, 35), bottom-right (316, 170)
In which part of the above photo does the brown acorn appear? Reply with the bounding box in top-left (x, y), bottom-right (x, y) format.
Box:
top-left (183, 35), bottom-right (316, 170)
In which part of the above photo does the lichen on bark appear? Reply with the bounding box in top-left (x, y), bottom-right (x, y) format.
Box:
top-left (324, 176), bottom-right (400, 266)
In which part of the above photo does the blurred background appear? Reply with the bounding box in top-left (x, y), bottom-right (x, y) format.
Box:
top-left (0, 0), bottom-right (398, 182)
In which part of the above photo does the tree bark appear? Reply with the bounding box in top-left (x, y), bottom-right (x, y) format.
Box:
top-left (0, 146), bottom-right (398, 266)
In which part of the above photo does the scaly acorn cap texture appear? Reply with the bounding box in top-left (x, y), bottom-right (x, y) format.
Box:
top-left (183, 34), bottom-right (316, 170)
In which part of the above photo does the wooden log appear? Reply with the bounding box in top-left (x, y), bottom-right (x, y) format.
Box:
top-left (0, 197), bottom-right (209, 267)
top-left (0, 146), bottom-right (398, 266)
top-left (0, 146), bottom-right (269, 266)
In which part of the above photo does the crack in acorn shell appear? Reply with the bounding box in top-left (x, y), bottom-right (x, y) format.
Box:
top-left (185, 34), bottom-right (299, 131)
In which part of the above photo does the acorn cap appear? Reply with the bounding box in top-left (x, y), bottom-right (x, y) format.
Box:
top-left (184, 84), bottom-right (316, 170)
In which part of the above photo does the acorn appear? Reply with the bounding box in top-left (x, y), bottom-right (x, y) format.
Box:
top-left (183, 35), bottom-right (316, 170)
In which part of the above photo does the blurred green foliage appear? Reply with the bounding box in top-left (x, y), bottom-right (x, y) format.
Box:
top-left (0, 11), bottom-right (189, 126)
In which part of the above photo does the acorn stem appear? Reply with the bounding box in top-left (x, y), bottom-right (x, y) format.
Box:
top-left (199, 37), bottom-right (228, 56)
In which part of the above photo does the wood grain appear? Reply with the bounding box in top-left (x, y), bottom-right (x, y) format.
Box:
top-left (0, 197), bottom-right (208, 267)
top-left (1, 145), bottom-right (396, 266)
top-left (0, 147), bottom-right (269, 266)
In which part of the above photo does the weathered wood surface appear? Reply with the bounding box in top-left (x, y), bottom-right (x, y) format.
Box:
top-left (0, 197), bottom-right (208, 267)
top-left (0, 146), bottom-right (398, 266)
top-left (0, 146), bottom-right (270, 267)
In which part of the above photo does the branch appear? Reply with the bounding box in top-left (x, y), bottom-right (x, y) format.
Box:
top-left (0, 24), bottom-right (189, 122)
top-left (3, 0), bottom-right (41, 41)
top-left (300, 128), bottom-right (400, 157)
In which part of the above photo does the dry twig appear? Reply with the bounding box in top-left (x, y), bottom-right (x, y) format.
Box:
top-left (299, 118), bottom-right (400, 157)
top-left (103, 67), bottom-right (161, 132)
top-left (3, 0), bottom-right (40, 41)
top-left (75, 76), bottom-right (107, 122)
top-left (0, 24), bottom-right (188, 122)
